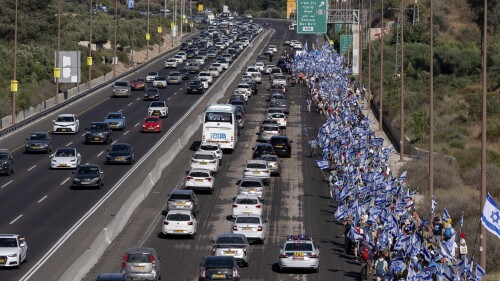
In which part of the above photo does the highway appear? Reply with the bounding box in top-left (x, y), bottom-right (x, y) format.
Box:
top-left (81, 22), bottom-right (362, 281)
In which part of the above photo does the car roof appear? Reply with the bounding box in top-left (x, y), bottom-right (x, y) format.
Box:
top-left (235, 194), bottom-right (260, 199)
top-left (166, 209), bottom-right (193, 215)
top-left (200, 142), bottom-right (220, 147)
top-left (189, 168), bottom-right (212, 174)
top-left (0, 234), bottom-right (20, 238)
top-left (125, 247), bottom-right (156, 255)
top-left (235, 214), bottom-right (262, 219)
top-left (194, 150), bottom-right (216, 156)
top-left (78, 164), bottom-right (100, 168)
top-left (247, 159), bottom-right (267, 165)
top-left (170, 189), bottom-right (195, 195)
top-left (240, 177), bottom-right (264, 183)
top-left (57, 114), bottom-right (75, 117)
top-left (95, 273), bottom-right (129, 280)
top-left (216, 233), bottom-right (246, 239)
top-left (255, 143), bottom-right (273, 147)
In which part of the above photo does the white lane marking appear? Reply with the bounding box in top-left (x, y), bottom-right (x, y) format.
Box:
top-left (81, 133), bottom-right (86, 137)
top-left (134, 122), bottom-right (140, 127)
top-left (179, 87), bottom-right (183, 90)
top-left (112, 140), bottom-right (117, 144)
top-left (66, 142), bottom-right (73, 146)
top-left (9, 214), bottom-right (23, 225)
top-left (27, 165), bottom-right (37, 171)
top-left (85, 162), bottom-right (89, 165)
top-left (60, 177), bottom-right (70, 186)
top-left (123, 130), bottom-right (130, 135)
top-left (38, 195), bottom-right (48, 203)
top-left (1, 180), bottom-right (13, 188)
top-left (97, 151), bottom-right (104, 157)
top-left (167, 97), bottom-right (171, 101)
top-left (136, 97), bottom-right (140, 101)
top-left (118, 109), bottom-right (123, 112)
top-left (127, 102), bottom-right (133, 106)
top-left (173, 92), bottom-right (177, 95)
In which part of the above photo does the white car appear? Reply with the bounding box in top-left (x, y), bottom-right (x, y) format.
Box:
top-left (288, 24), bottom-right (295, 31)
top-left (194, 56), bottom-right (206, 65)
top-left (294, 42), bottom-right (303, 49)
top-left (290, 40), bottom-right (299, 47)
top-left (245, 66), bottom-right (260, 75)
top-left (208, 67), bottom-right (220, 77)
top-left (268, 112), bottom-right (287, 127)
top-left (243, 160), bottom-right (271, 185)
top-left (272, 74), bottom-right (287, 86)
top-left (162, 210), bottom-right (197, 239)
top-left (185, 169), bottom-right (214, 193)
top-left (268, 45), bottom-right (277, 53)
top-left (198, 72), bottom-right (213, 84)
top-left (145, 71), bottom-right (159, 82)
top-left (264, 64), bottom-right (275, 74)
top-left (259, 124), bottom-right (281, 142)
top-left (231, 194), bottom-right (263, 218)
top-left (232, 215), bottom-right (266, 243)
top-left (164, 58), bottom-right (178, 68)
top-left (53, 114), bottom-right (79, 134)
top-left (217, 59), bottom-right (229, 69)
top-left (254, 62), bottom-right (265, 72)
top-left (222, 54), bottom-right (233, 63)
top-left (250, 72), bottom-right (262, 84)
top-left (279, 235), bottom-right (320, 272)
top-left (148, 101), bottom-right (168, 118)
top-left (0, 234), bottom-right (28, 267)
top-left (50, 147), bottom-right (81, 169)
top-left (190, 151), bottom-right (219, 174)
top-left (173, 54), bottom-right (184, 63)
top-left (198, 77), bottom-right (210, 89)
top-left (237, 178), bottom-right (265, 198)
top-left (152, 76), bottom-right (167, 88)
top-left (237, 84), bottom-right (252, 97)
top-left (177, 51), bottom-right (188, 60)
top-left (198, 142), bottom-right (223, 160)
top-left (211, 63), bottom-right (223, 72)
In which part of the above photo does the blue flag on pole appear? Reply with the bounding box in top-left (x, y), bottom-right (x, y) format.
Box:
top-left (316, 160), bottom-right (330, 170)
top-left (481, 193), bottom-right (500, 239)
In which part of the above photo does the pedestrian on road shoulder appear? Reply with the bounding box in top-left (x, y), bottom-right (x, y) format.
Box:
top-left (306, 98), bottom-right (311, 113)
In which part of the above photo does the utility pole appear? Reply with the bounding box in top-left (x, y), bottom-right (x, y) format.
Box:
top-left (480, 0), bottom-right (488, 271)
top-left (367, 0), bottom-right (372, 109)
top-left (132, 13), bottom-right (135, 66)
top-left (113, 0), bottom-right (118, 77)
top-left (429, 0), bottom-right (434, 199)
top-left (11, 0), bottom-right (19, 124)
top-left (394, 10), bottom-right (401, 74)
top-left (379, 0), bottom-right (384, 131)
top-left (180, 0), bottom-right (184, 41)
top-left (359, 0), bottom-right (364, 94)
top-left (55, 0), bottom-right (62, 104)
top-left (400, 0), bottom-right (405, 162)
top-left (413, 0), bottom-right (420, 26)
top-left (146, 0), bottom-right (150, 60)
top-left (88, 0), bottom-right (93, 88)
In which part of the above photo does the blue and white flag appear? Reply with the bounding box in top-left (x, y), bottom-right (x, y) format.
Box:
top-left (432, 197), bottom-right (437, 214)
top-left (460, 211), bottom-right (464, 228)
top-left (398, 171), bottom-right (407, 183)
top-left (476, 263), bottom-right (486, 281)
top-left (443, 208), bottom-right (451, 222)
top-left (481, 193), bottom-right (500, 239)
top-left (316, 160), bottom-right (330, 170)
top-left (348, 226), bottom-right (364, 241)
top-left (301, 125), bottom-right (307, 134)
top-left (417, 266), bottom-right (435, 280)
top-left (442, 264), bottom-right (457, 281)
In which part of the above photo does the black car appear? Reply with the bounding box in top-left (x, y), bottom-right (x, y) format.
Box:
top-left (270, 99), bottom-right (290, 114)
top-left (270, 136), bottom-right (292, 158)
top-left (187, 80), bottom-right (204, 94)
top-left (180, 42), bottom-right (189, 50)
top-left (242, 79), bottom-right (258, 94)
top-left (143, 88), bottom-right (160, 101)
top-left (0, 150), bottom-right (15, 176)
top-left (25, 131), bottom-right (52, 153)
top-left (198, 256), bottom-right (240, 281)
top-left (178, 68), bottom-right (189, 80)
top-left (277, 59), bottom-right (289, 73)
top-left (85, 122), bottom-right (113, 144)
top-left (186, 49), bottom-right (197, 58)
top-left (251, 143), bottom-right (276, 159)
top-left (106, 143), bottom-right (135, 165)
top-left (72, 164), bottom-right (104, 188)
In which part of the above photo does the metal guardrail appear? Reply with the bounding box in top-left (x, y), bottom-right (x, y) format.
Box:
top-left (0, 33), bottom-right (196, 139)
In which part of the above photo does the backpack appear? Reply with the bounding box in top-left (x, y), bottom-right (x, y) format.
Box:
top-left (376, 259), bottom-right (387, 276)
top-left (361, 246), bottom-right (370, 261)
top-left (444, 227), bottom-right (452, 239)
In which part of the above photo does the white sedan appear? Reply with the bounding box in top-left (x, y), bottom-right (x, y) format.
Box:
top-left (198, 72), bottom-right (213, 84)
top-left (53, 114), bottom-right (79, 134)
top-left (50, 147), bottom-right (81, 169)
top-left (162, 210), bottom-right (197, 239)
top-left (208, 67), bottom-right (220, 77)
top-left (164, 58), bottom-right (178, 68)
top-left (243, 160), bottom-right (271, 185)
top-left (232, 214), bottom-right (266, 243)
top-left (197, 142), bottom-right (223, 160)
top-left (232, 194), bottom-right (263, 218)
top-left (185, 169), bottom-right (214, 193)
top-left (190, 151), bottom-right (219, 174)
top-left (0, 234), bottom-right (28, 268)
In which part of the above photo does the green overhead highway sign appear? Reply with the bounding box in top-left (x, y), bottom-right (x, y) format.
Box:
top-left (297, 0), bottom-right (328, 34)
top-left (340, 34), bottom-right (353, 55)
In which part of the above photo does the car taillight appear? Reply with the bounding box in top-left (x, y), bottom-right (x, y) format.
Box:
top-left (278, 128), bottom-right (281, 133)
top-left (163, 221), bottom-right (169, 225)
top-left (121, 254), bottom-right (128, 268)
top-left (279, 254), bottom-right (288, 258)
top-left (256, 204), bottom-right (261, 208)
top-left (284, 117), bottom-right (287, 122)
top-left (232, 204), bottom-right (238, 208)
top-left (232, 225), bottom-right (238, 231)
top-left (258, 226), bottom-right (263, 231)
top-left (309, 254), bottom-right (318, 258)
top-left (142, 124), bottom-right (146, 127)
top-left (233, 268), bottom-right (238, 277)
top-left (186, 176), bottom-right (193, 180)
top-left (206, 177), bottom-right (212, 182)
top-left (150, 255), bottom-right (157, 268)
top-left (188, 221), bottom-right (194, 225)
top-left (155, 125), bottom-right (160, 128)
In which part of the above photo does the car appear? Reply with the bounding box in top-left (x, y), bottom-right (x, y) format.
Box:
top-left (259, 154), bottom-right (280, 176)
top-left (0, 234), bottom-right (28, 267)
top-left (270, 136), bottom-right (293, 158)
top-left (270, 99), bottom-right (290, 115)
top-left (290, 40), bottom-right (299, 47)
top-left (178, 68), bottom-right (189, 80)
top-left (141, 116), bottom-right (162, 133)
top-left (242, 160), bottom-right (271, 185)
top-left (112, 81), bottom-right (131, 97)
top-left (237, 177), bottom-right (265, 198)
top-left (230, 93), bottom-right (247, 104)
top-left (162, 210), bottom-right (197, 239)
top-left (190, 151), bottom-right (219, 174)
top-left (236, 84), bottom-right (252, 98)
top-left (249, 72), bottom-right (262, 84)
top-left (252, 143), bottom-right (276, 159)
top-left (152, 76), bottom-right (167, 88)
top-left (95, 273), bottom-right (132, 281)
top-left (120, 247), bottom-right (161, 281)
top-left (241, 79), bottom-right (258, 94)
top-left (263, 64), bottom-right (275, 74)
top-left (231, 215), bottom-right (266, 243)
top-left (50, 147), bottom-right (81, 169)
top-left (283, 39), bottom-right (291, 45)
top-left (194, 55), bottom-right (206, 65)
top-left (268, 110), bottom-right (287, 127)
top-left (180, 42), bottom-right (189, 50)
top-left (177, 51), bottom-right (188, 60)
top-left (198, 256), bottom-right (241, 281)
top-left (268, 45), bottom-right (277, 53)
top-left (266, 107), bottom-right (285, 117)
top-left (53, 114), bottom-right (79, 134)
top-left (216, 57), bottom-right (230, 69)
top-left (104, 112), bottom-right (126, 130)
top-left (187, 80), bottom-right (204, 94)
top-left (131, 78), bottom-right (146, 91)
top-left (25, 132), bottom-right (52, 153)
top-left (272, 74), bottom-right (287, 86)
top-left (208, 67), bottom-right (220, 77)
top-left (197, 142), bottom-right (223, 160)
top-left (211, 63), bottom-right (223, 72)
top-left (222, 53), bottom-right (233, 63)
top-left (167, 71), bottom-right (182, 84)
top-left (72, 164), bottom-right (104, 188)
top-left (259, 119), bottom-right (279, 132)
top-left (207, 49), bottom-right (218, 58)
top-left (173, 54), bottom-right (184, 63)
top-left (185, 169), bottom-right (215, 193)
top-left (145, 71), bottom-right (159, 82)
top-left (211, 234), bottom-right (250, 267)
top-left (278, 235), bottom-right (320, 272)
top-left (106, 143), bottom-right (134, 164)
top-left (258, 124), bottom-right (281, 143)
top-left (0, 150), bottom-right (15, 176)
top-left (84, 122), bottom-right (113, 144)
top-left (293, 42), bottom-right (303, 49)
top-left (148, 101), bottom-right (168, 118)
top-left (187, 62), bottom-right (201, 74)
top-left (143, 88), bottom-right (160, 101)
top-left (198, 72), bottom-right (213, 84)
top-left (164, 58), bottom-right (178, 68)
top-left (288, 24), bottom-right (295, 31)
top-left (198, 76), bottom-right (210, 89)
top-left (166, 189), bottom-right (199, 215)
top-left (186, 49), bottom-right (197, 58)
top-left (229, 100), bottom-right (246, 115)
top-left (236, 111), bottom-right (245, 129)
top-left (231, 194), bottom-right (263, 218)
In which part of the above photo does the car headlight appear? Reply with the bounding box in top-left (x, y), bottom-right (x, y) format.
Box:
top-left (51, 159), bottom-right (57, 163)
top-left (70, 159), bottom-right (76, 162)
top-left (90, 177), bottom-right (100, 183)
top-left (73, 178), bottom-right (80, 182)
top-left (7, 253), bottom-right (17, 257)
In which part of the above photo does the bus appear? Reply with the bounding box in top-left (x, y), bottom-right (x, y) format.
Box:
top-left (202, 104), bottom-right (239, 152)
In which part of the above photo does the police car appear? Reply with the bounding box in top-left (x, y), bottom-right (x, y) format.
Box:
top-left (278, 235), bottom-right (320, 272)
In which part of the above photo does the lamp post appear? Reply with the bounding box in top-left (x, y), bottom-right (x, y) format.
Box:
top-left (88, 0), bottom-right (93, 88)
top-left (146, 0), bottom-right (150, 61)
top-left (399, 0), bottom-right (405, 161)
top-left (55, 0), bottom-right (62, 104)
top-left (113, 0), bottom-right (118, 77)
top-left (429, 0), bottom-right (434, 198)
top-left (480, 0), bottom-right (488, 270)
top-left (11, 0), bottom-right (19, 124)
top-left (378, 0), bottom-right (384, 131)
top-left (367, 0), bottom-right (372, 109)
top-left (359, 0), bottom-right (364, 95)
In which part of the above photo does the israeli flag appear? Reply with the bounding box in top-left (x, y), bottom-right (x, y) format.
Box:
top-left (398, 171), bottom-right (407, 182)
top-left (476, 263), bottom-right (486, 281)
top-left (481, 193), bottom-right (500, 239)
top-left (301, 125), bottom-right (307, 134)
top-left (348, 226), bottom-right (364, 241)
top-left (432, 196), bottom-right (437, 214)
top-left (316, 160), bottom-right (330, 170)
top-left (460, 211), bottom-right (464, 228)
top-left (443, 208), bottom-right (451, 222)
top-left (334, 203), bottom-right (347, 220)
top-left (421, 242), bottom-right (432, 262)
top-left (417, 266), bottom-right (435, 281)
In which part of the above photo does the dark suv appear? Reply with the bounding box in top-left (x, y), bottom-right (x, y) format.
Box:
top-left (187, 80), bottom-right (204, 94)
top-left (0, 150), bottom-right (16, 176)
top-left (85, 122), bottom-right (113, 144)
top-left (166, 190), bottom-right (199, 216)
top-left (270, 136), bottom-right (292, 158)
top-left (198, 256), bottom-right (240, 281)
top-left (25, 131), bottom-right (52, 153)
top-left (251, 143), bottom-right (276, 159)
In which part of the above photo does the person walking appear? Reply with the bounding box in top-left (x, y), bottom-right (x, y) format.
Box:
top-left (374, 253), bottom-right (388, 281)
top-left (306, 98), bottom-right (311, 113)
top-left (309, 138), bottom-right (318, 158)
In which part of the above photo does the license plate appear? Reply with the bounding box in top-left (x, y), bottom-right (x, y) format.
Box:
top-left (62, 128), bottom-right (67, 131)
top-left (94, 137), bottom-right (99, 141)
top-left (253, 171), bottom-right (260, 174)
top-left (200, 162), bottom-right (207, 165)
top-left (242, 227), bottom-right (252, 230)
top-left (242, 212), bottom-right (252, 214)
top-left (33, 146), bottom-right (41, 148)
top-left (131, 266), bottom-right (145, 271)
top-left (0, 259), bottom-right (5, 263)
top-left (224, 251), bottom-right (236, 255)
top-left (148, 127), bottom-right (154, 130)
top-left (213, 273), bottom-right (226, 278)
top-left (60, 164), bottom-right (68, 167)
top-left (81, 182), bottom-right (89, 185)
top-left (249, 188), bottom-right (255, 192)
top-left (293, 257), bottom-right (304, 260)
top-left (174, 230), bottom-right (184, 233)
top-left (176, 202), bottom-right (186, 205)
top-left (195, 179), bottom-right (203, 182)
top-left (275, 145), bottom-right (283, 148)
top-left (116, 157), bottom-right (125, 161)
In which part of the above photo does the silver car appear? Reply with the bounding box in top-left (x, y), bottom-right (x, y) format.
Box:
top-left (259, 154), bottom-right (281, 176)
top-left (212, 233), bottom-right (250, 266)
top-left (112, 81), bottom-right (131, 97)
top-left (258, 124), bottom-right (281, 142)
top-left (120, 247), bottom-right (161, 280)
top-left (237, 178), bottom-right (265, 198)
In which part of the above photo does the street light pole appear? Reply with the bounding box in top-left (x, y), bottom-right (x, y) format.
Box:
top-left (146, 0), bottom-right (150, 60)
top-left (88, 0), bottom-right (93, 88)
top-left (55, 0), bottom-right (62, 104)
top-left (480, 0), bottom-right (488, 271)
top-left (11, 0), bottom-right (19, 124)
top-left (379, 0), bottom-right (384, 131)
top-left (429, 0), bottom-right (434, 198)
top-left (400, 0), bottom-right (405, 161)
top-left (113, 0), bottom-right (118, 77)
top-left (359, 0), bottom-right (363, 95)
top-left (367, 0), bottom-right (372, 109)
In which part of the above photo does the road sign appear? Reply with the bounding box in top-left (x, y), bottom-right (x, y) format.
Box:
top-left (297, 0), bottom-right (328, 34)
top-left (335, 23), bottom-right (342, 32)
top-left (340, 34), bottom-right (353, 55)
top-left (127, 0), bottom-right (134, 10)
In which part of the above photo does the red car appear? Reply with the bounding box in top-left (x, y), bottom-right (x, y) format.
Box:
top-left (141, 116), bottom-right (162, 132)
top-left (131, 78), bottom-right (146, 91)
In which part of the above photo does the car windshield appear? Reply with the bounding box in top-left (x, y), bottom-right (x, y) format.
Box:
top-left (200, 145), bottom-right (217, 151)
top-left (235, 217), bottom-right (260, 224)
top-left (56, 116), bottom-right (74, 122)
top-left (240, 181), bottom-right (262, 188)
top-left (204, 258), bottom-right (234, 267)
top-left (189, 171), bottom-right (210, 177)
top-left (262, 126), bottom-right (278, 132)
top-left (190, 81), bottom-right (202, 86)
top-left (147, 72), bottom-right (157, 76)
top-left (247, 163), bottom-right (267, 169)
top-left (0, 154), bottom-right (8, 160)
top-left (126, 253), bottom-right (151, 263)
top-left (146, 88), bottom-right (159, 93)
top-left (133, 79), bottom-right (144, 82)
top-left (0, 238), bottom-right (18, 247)
top-left (216, 237), bottom-right (244, 244)
top-left (166, 213), bottom-right (191, 221)
top-left (194, 154), bottom-right (215, 160)
top-left (169, 72), bottom-right (180, 76)
top-left (261, 155), bottom-right (278, 162)
top-left (150, 102), bottom-right (165, 107)
top-left (235, 198), bottom-right (258, 204)
top-left (77, 166), bottom-right (99, 175)
top-left (271, 138), bottom-right (288, 145)
top-left (29, 133), bottom-right (47, 140)
top-left (284, 243), bottom-right (313, 252)
top-left (170, 194), bottom-right (193, 200)
top-left (90, 123), bottom-right (107, 130)
top-left (154, 77), bottom-right (166, 81)
top-left (115, 82), bottom-right (128, 87)
top-left (106, 114), bottom-right (122, 119)
top-left (145, 117), bottom-right (159, 123)
top-left (205, 112), bottom-right (232, 123)
top-left (55, 149), bottom-right (75, 157)
top-left (110, 144), bottom-right (130, 151)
